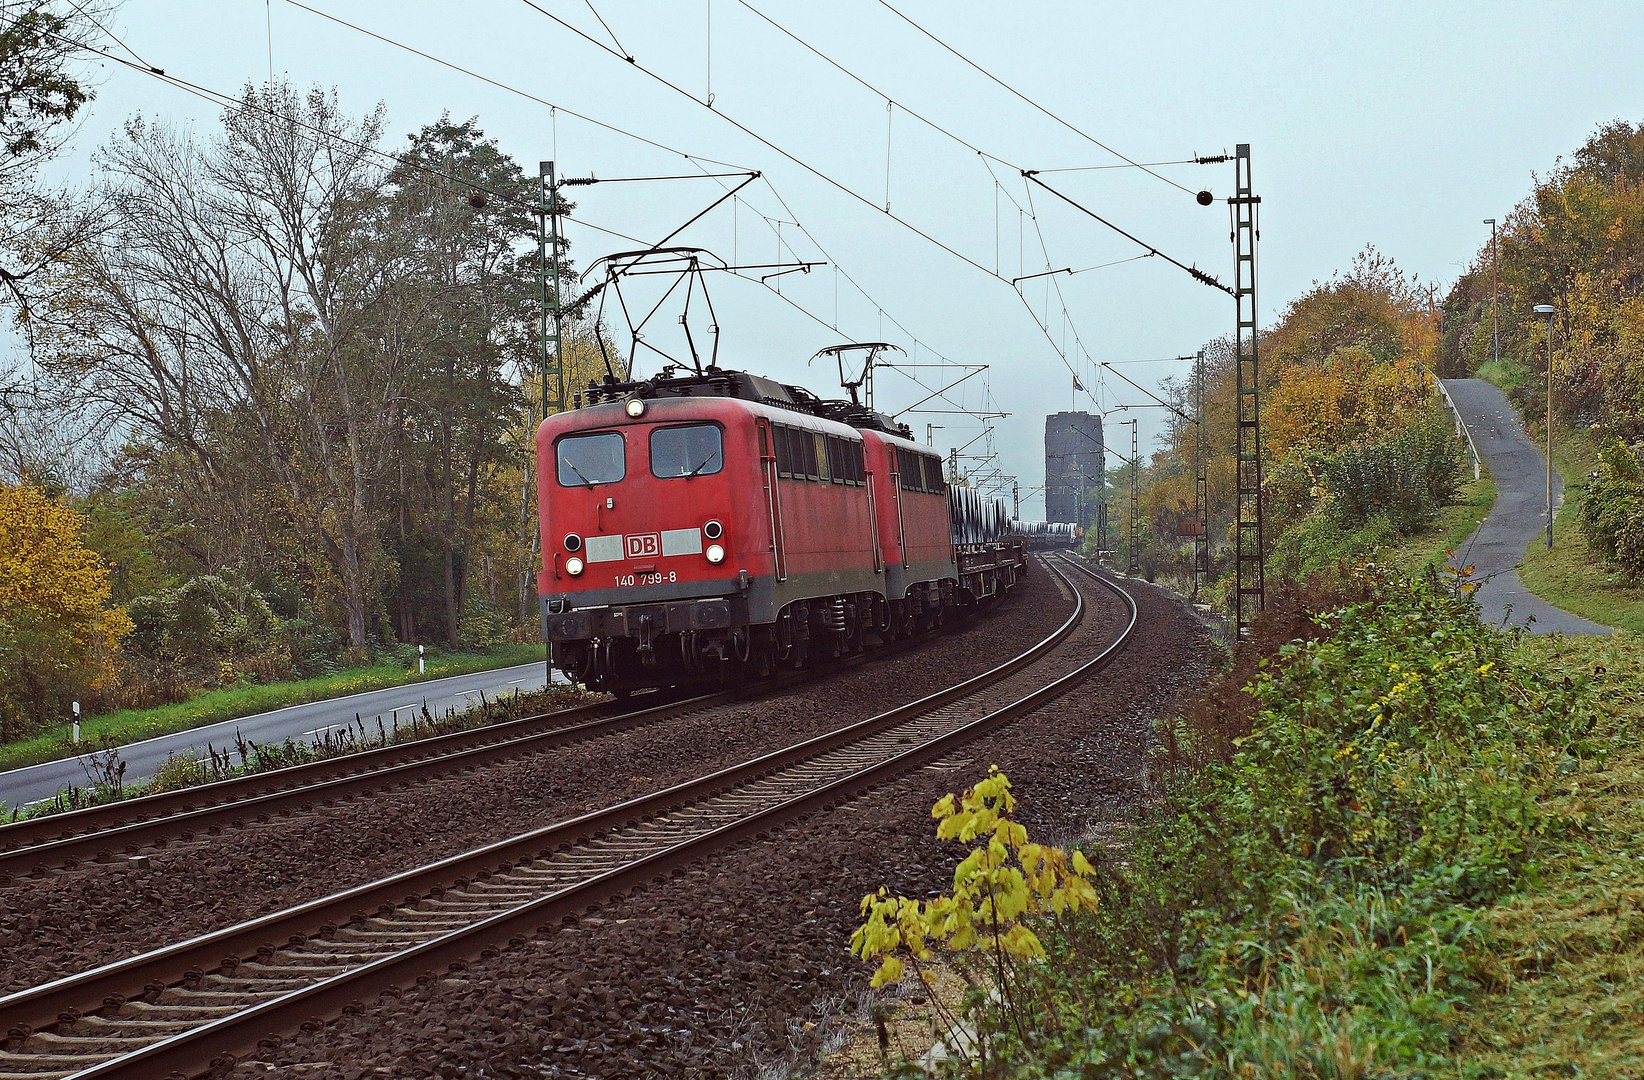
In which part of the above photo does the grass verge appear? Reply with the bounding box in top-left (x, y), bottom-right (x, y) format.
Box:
top-left (1521, 511), bottom-right (1644, 634)
top-left (4, 680), bottom-right (591, 822)
top-left (1515, 421), bottom-right (1640, 633)
top-left (849, 571), bottom-right (1608, 1077)
top-left (1383, 468), bottom-right (1498, 580)
top-left (0, 643), bottom-right (546, 773)
top-left (1441, 630), bottom-right (1644, 1076)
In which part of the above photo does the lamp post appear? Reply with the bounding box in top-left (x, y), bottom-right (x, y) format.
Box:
top-left (1534, 304), bottom-right (1555, 550)
top-left (1484, 218), bottom-right (1499, 367)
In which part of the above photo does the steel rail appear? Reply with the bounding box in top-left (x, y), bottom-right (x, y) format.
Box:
top-left (0, 560), bottom-right (1129, 1079)
top-left (0, 696), bottom-right (624, 851)
top-left (0, 604), bottom-right (986, 881)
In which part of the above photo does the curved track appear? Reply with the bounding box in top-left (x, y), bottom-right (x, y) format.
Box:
top-left (0, 558), bottom-right (1134, 1080)
top-left (0, 595), bottom-right (1021, 884)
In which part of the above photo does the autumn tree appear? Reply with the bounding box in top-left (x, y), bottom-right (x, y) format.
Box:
top-left (1136, 249), bottom-right (1457, 596)
top-left (0, 483), bottom-right (130, 738)
top-left (33, 84), bottom-right (405, 649)
top-left (1439, 119), bottom-right (1644, 437)
top-left (382, 117), bottom-right (534, 645)
top-left (0, 0), bottom-right (115, 330)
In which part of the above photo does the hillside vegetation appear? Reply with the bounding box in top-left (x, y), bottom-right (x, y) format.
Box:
top-left (854, 571), bottom-right (1641, 1077)
top-left (1107, 119), bottom-right (1644, 631)
top-left (1108, 249), bottom-right (1463, 600)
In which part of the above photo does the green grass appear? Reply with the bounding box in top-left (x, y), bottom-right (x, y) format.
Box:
top-left (1382, 469), bottom-right (1498, 580)
top-left (1520, 510), bottom-right (1644, 634)
top-left (6, 680), bottom-right (590, 823)
top-left (883, 577), bottom-right (1593, 1078)
top-left (1476, 355), bottom-right (1533, 393)
top-left (1512, 421), bottom-right (1642, 633)
top-left (1441, 631), bottom-right (1644, 1077)
top-left (0, 643), bottom-right (546, 773)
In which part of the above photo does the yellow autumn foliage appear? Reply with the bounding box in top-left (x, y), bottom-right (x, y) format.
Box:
top-left (0, 484), bottom-right (132, 739)
top-left (851, 768), bottom-right (1098, 989)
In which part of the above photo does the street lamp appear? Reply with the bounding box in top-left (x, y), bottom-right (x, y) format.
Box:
top-left (1533, 303), bottom-right (1555, 550)
top-left (1484, 219), bottom-right (1499, 367)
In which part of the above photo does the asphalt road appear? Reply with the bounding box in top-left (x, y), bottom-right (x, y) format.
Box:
top-left (1440, 378), bottom-right (1611, 635)
top-left (0, 660), bottom-right (558, 810)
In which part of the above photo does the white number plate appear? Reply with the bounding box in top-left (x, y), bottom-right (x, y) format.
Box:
top-left (614, 571), bottom-right (677, 587)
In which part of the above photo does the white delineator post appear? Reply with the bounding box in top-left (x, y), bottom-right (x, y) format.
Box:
top-left (418, 644), bottom-right (425, 676)
top-left (72, 701), bottom-right (80, 746)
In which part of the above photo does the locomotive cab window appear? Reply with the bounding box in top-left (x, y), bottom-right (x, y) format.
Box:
top-left (556, 431), bottom-right (625, 488)
top-left (651, 423), bottom-right (723, 479)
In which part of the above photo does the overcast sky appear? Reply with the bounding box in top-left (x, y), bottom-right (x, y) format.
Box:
top-left (43, 0), bottom-right (1644, 518)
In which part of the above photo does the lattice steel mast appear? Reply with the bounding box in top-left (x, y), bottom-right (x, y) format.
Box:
top-left (1127, 418), bottom-right (1140, 576)
top-left (1194, 347), bottom-right (1209, 602)
top-left (1231, 144), bottom-right (1265, 634)
top-left (538, 160), bottom-right (566, 418)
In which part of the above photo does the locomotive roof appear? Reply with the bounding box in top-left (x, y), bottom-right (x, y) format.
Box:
top-left (572, 366), bottom-right (915, 440)
top-left (541, 389), bottom-right (870, 442)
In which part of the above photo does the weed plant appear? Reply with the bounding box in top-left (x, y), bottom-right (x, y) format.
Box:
top-left (869, 567), bottom-right (1597, 1077)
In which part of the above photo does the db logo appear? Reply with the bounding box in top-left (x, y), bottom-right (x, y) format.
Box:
top-left (625, 533), bottom-right (660, 558)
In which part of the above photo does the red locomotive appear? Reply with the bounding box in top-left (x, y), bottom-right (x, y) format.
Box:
top-left (538, 367), bottom-right (1024, 694)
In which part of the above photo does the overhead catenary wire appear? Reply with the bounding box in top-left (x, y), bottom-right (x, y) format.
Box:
top-left (281, 0), bottom-right (749, 171)
top-left (1023, 171), bottom-right (1234, 297)
top-left (282, 0), bottom-right (974, 397)
top-left (288, 0), bottom-right (1045, 423)
top-left (60, 39), bottom-right (675, 250)
top-left (307, 0), bottom-right (989, 420)
top-left (512, 0), bottom-right (1006, 282)
top-left (875, 0), bottom-right (1199, 198)
top-left (57, 13), bottom-right (997, 432)
top-left (1033, 159), bottom-right (1199, 174)
top-left (734, 0), bottom-right (1015, 170)
top-left (582, 0), bottom-right (633, 60)
top-left (61, 0), bottom-right (157, 71)
top-left (728, 0), bottom-right (1132, 412)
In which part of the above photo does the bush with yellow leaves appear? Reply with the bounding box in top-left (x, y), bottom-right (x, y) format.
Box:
top-left (0, 484), bottom-right (132, 741)
top-left (850, 768), bottom-right (1097, 1061)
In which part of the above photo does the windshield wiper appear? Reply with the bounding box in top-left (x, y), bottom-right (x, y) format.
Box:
top-left (565, 461), bottom-right (597, 489)
top-left (685, 450), bottom-right (721, 478)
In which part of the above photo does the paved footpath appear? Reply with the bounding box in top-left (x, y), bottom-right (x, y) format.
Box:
top-left (0, 659), bottom-right (558, 810)
top-left (1440, 378), bottom-right (1611, 635)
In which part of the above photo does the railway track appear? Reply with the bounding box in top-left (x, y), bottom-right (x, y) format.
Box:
top-left (0, 598), bottom-right (1002, 883)
top-left (0, 557), bottom-right (1133, 1080)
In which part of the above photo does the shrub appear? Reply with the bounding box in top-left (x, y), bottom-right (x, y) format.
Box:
top-left (0, 485), bottom-right (132, 741)
top-left (1578, 437), bottom-right (1644, 581)
top-left (1321, 408), bottom-right (1461, 532)
top-left (114, 574), bottom-right (295, 709)
top-left (857, 571), bottom-right (1592, 1077)
top-left (456, 593), bottom-right (509, 650)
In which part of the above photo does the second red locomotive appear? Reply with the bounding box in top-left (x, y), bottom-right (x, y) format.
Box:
top-left (538, 367), bottom-right (1024, 694)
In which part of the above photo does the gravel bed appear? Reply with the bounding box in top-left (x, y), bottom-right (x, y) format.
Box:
top-left (227, 573), bottom-right (1206, 1079)
top-left (0, 567), bottom-right (1075, 993)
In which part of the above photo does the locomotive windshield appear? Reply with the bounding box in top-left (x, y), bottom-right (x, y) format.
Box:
top-left (556, 432), bottom-right (625, 487)
top-left (651, 423), bottom-right (723, 479)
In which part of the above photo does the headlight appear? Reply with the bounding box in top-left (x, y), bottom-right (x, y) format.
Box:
top-left (705, 544), bottom-right (725, 564)
top-left (563, 533), bottom-right (582, 552)
top-left (625, 398), bottom-right (645, 417)
top-left (565, 556), bottom-right (585, 576)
